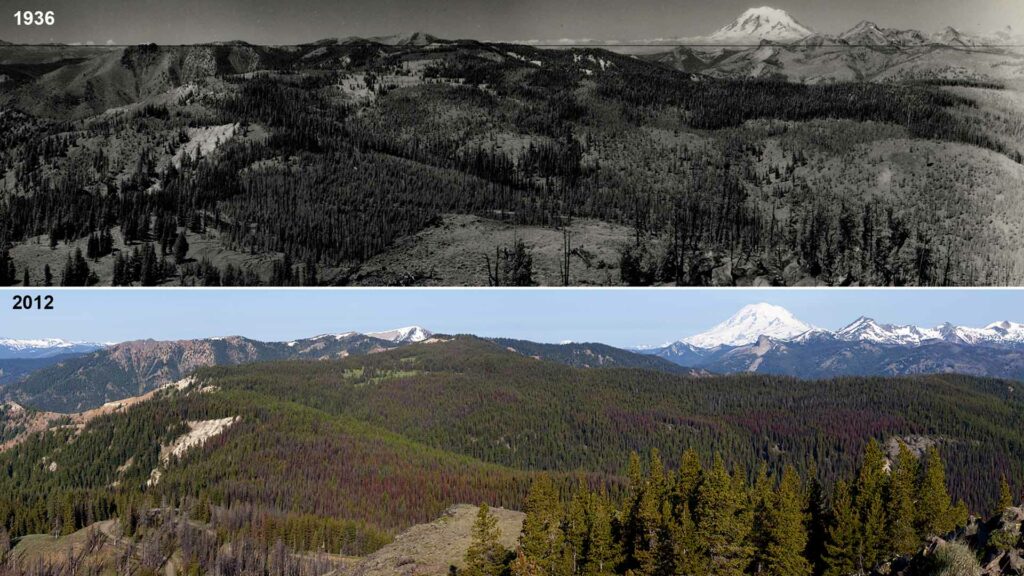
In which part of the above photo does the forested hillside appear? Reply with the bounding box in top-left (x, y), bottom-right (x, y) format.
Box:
top-left (187, 337), bottom-right (1024, 511)
top-left (0, 337), bottom-right (1022, 574)
top-left (3, 332), bottom-right (694, 412)
top-left (2, 39), bottom-right (1023, 285)
top-left (4, 333), bottom-right (400, 412)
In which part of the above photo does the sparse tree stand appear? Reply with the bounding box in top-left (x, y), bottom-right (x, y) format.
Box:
top-left (486, 240), bottom-right (534, 286)
top-left (463, 504), bottom-right (508, 576)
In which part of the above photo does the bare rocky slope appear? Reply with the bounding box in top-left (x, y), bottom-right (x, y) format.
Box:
top-left (351, 505), bottom-right (524, 576)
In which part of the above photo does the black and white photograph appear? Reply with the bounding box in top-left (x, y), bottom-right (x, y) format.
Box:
top-left (1, 0), bottom-right (1022, 286)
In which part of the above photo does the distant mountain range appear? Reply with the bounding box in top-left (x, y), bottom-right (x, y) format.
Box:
top-left (6, 306), bottom-right (1024, 413)
top-left (519, 6), bottom-right (1022, 47)
top-left (641, 304), bottom-right (1024, 380)
top-left (0, 338), bottom-right (104, 359)
top-left (0, 327), bottom-right (695, 412)
top-left (5, 7), bottom-right (1021, 50)
top-left (643, 7), bottom-right (1024, 82)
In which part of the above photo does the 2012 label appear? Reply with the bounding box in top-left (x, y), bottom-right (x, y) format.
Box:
top-left (11, 295), bottom-right (54, 310)
top-left (13, 10), bottom-right (55, 26)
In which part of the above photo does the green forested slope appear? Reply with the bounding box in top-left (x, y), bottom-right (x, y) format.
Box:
top-left (1, 337), bottom-right (1021, 559)
top-left (193, 337), bottom-right (1024, 509)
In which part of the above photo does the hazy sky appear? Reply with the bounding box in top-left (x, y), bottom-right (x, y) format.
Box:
top-left (2, 0), bottom-right (1021, 44)
top-left (1, 289), bottom-right (1022, 347)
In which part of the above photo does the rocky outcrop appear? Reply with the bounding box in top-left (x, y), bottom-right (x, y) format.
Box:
top-left (879, 506), bottom-right (1024, 576)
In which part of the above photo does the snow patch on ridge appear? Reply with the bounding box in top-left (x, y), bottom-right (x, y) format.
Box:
top-left (367, 326), bottom-right (433, 343)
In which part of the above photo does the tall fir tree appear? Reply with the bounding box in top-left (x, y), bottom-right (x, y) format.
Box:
top-left (916, 446), bottom-right (955, 538)
top-left (886, 442), bottom-right (919, 557)
top-left (587, 490), bottom-right (618, 576)
top-left (464, 504), bottom-right (508, 576)
top-left (695, 454), bottom-right (753, 576)
top-left (824, 480), bottom-right (860, 576)
top-left (996, 475), bottom-right (1014, 513)
top-left (763, 467), bottom-right (812, 576)
top-left (520, 476), bottom-right (563, 574)
top-left (854, 440), bottom-right (888, 570)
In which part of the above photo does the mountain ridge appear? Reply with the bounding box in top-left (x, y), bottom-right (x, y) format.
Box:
top-left (0, 337), bottom-right (105, 359)
top-left (2, 331), bottom-right (684, 412)
top-left (664, 305), bottom-right (1024, 350)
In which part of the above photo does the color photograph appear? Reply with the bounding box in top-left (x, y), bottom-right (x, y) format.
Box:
top-left (1, 289), bottom-right (1023, 575)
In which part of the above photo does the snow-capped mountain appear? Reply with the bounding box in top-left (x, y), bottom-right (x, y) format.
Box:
top-left (681, 303), bottom-right (817, 348)
top-left (645, 306), bottom-right (1024, 380)
top-left (662, 305), bottom-right (1024, 351)
top-left (838, 21), bottom-right (929, 47)
top-left (366, 326), bottom-right (433, 344)
top-left (832, 317), bottom-right (1024, 347)
top-left (708, 7), bottom-right (816, 44)
top-left (0, 338), bottom-right (105, 359)
top-left (833, 317), bottom-right (940, 345)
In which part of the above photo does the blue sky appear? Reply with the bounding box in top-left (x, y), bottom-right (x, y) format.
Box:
top-left (1, 289), bottom-right (1022, 348)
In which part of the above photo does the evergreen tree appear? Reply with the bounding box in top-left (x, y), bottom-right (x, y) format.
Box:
top-left (43, 263), bottom-right (53, 286)
top-left (0, 249), bottom-right (14, 286)
top-left (566, 488), bottom-right (589, 575)
top-left (916, 446), bottom-right (954, 538)
top-left (303, 257), bottom-right (319, 286)
top-left (587, 490), bottom-right (618, 576)
top-left (464, 504), bottom-right (508, 576)
top-left (60, 493), bottom-right (76, 535)
top-left (751, 463), bottom-right (774, 574)
top-left (673, 501), bottom-right (702, 576)
top-left (854, 440), bottom-right (888, 570)
top-left (173, 230), bottom-right (190, 264)
top-left (886, 442), bottom-right (919, 557)
top-left (140, 244), bottom-right (159, 286)
top-left (675, 449), bottom-right (703, 514)
top-left (622, 451), bottom-right (648, 572)
top-left (694, 454), bottom-right (753, 576)
top-left (520, 476), bottom-right (561, 573)
top-left (996, 475), bottom-right (1014, 513)
top-left (824, 480), bottom-right (859, 576)
top-left (763, 467), bottom-right (812, 576)
top-left (804, 464), bottom-right (829, 576)
top-left (652, 502), bottom-right (677, 576)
